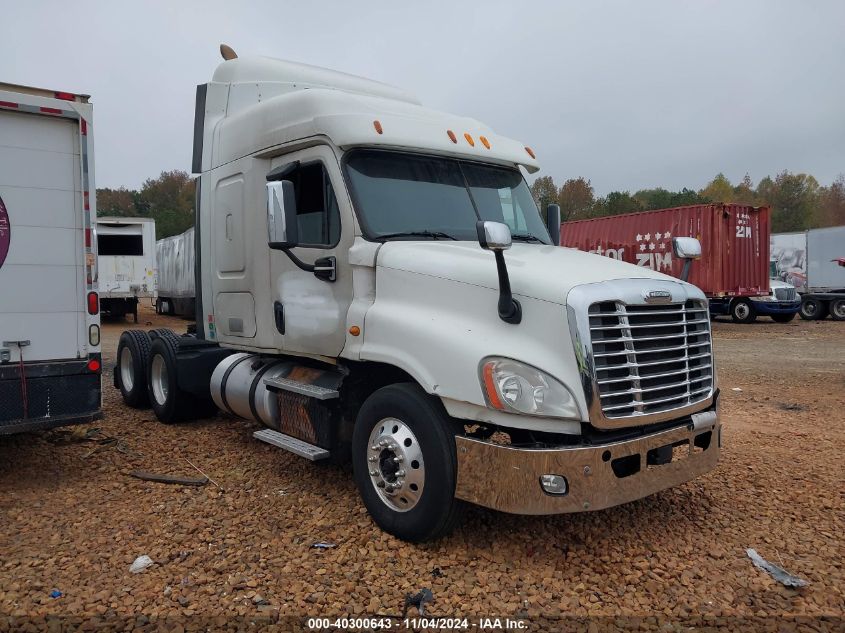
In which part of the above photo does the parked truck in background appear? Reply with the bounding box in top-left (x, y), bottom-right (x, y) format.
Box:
top-left (114, 47), bottom-right (721, 542)
top-left (97, 217), bottom-right (156, 323)
top-left (772, 225), bottom-right (845, 321)
top-left (0, 83), bottom-right (102, 434)
top-left (562, 204), bottom-right (801, 323)
top-left (155, 226), bottom-right (195, 317)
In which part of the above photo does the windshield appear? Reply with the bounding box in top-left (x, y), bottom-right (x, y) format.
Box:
top-left (344, 150), bottom-right (551, 243)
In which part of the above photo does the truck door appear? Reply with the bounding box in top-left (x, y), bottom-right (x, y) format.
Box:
top-left (268, 146), bottom-right (353, 358)
top-left (0, 110), bottom-right (84, 362)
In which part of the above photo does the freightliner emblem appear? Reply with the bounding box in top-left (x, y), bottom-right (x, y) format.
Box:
top-left (645, 289), bottom-right (672, 303)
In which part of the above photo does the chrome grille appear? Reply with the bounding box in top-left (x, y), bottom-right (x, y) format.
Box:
top-left (774, 287), bottom-right (796, 301)
top-left (588, 300), bottom-right (713, 419)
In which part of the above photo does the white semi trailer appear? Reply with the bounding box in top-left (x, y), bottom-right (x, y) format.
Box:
top-left (155, 226), bottom-right (196, 317)
top-left (771, 226), bottom-right (845, 321)
top-left (0, 83), bottom-right (102, 434)
top-left (114, 46), bottom-right (721, 541)
top-left (97, 216), bottom-right (157, 323)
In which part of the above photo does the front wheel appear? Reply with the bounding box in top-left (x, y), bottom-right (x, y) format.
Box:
top-left (730, 299), bottom-right (757, 324)
top-left (830, 298), bottom-right (845, 321)
top-left (352, 383), bottom-right (466, 542)
top-left (771, 312), bottom-right (796, 323)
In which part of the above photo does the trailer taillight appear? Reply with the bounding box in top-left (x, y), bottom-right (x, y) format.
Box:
top-left (55, 91), bottom-right (75, 101)
top-left (87, 292), bottom-right (99, 315)
top-left (87, 358), bottom-right (101, 373)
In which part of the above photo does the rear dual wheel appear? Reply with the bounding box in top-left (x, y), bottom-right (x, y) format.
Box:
top-left (147, 334), bottom-right (215, 423)
top-left (116, 330), bottom-right (152, 408)
top-left (830, 298), bottom-right (845, 321)
top-left (799, 298), bottom-right (828, 321)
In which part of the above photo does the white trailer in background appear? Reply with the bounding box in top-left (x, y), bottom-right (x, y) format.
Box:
top-left (155, 226), bottom-right (196, 317)
top-left (771, 226), bottom-right (845, 320)
top-left (97, 217), bottom-right (156, 322)
top-left (0, 83), bottom-right (102, 434)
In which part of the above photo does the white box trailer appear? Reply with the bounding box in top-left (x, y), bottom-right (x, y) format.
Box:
top-left (97, 216), bottom-right (156, 323)
top-left (771, 226), bottom-right (845, 320)
top-left (155, 226), bottom-right (195, 317)
top-left (0, 83), bottom-right (102, 434)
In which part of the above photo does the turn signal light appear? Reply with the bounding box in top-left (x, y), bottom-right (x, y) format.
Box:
top-left (482, 362), bottom-right (504, 410)
top-left (87, 292), bottom-right (99, 315)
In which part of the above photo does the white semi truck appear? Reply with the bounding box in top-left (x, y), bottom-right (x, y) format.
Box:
top-left (114, 47), bottom-right (721, 541)
top-left (97, 216), bottom-right (157, 322)
top-left (0, 83), bottom-right (102, 434)
top-left (771, 226), bottom-right (845, 321)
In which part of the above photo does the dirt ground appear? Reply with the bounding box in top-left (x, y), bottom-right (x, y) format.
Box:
top-left (0, 304), bottom-right (843, 631)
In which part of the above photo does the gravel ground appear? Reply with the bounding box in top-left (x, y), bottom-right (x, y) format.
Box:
top-left (0, 305), bottom-right (843, 631)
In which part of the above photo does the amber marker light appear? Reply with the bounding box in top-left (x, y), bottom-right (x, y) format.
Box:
top-left (447, 130), bottom-right (457, 143)
top-left (349, 326), bottom-right (361, 336)
top-left (525, 146), bottom-right (536, 159)
top-left (464, 133), bottom-right (475, 147)
top-left (479, 135), bottom-right (491, 149)
top-left (373, 120), bottom-right (383, 134)
top-left (482, 361), bottom-right (505, 410)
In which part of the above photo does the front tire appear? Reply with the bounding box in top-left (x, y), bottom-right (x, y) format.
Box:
top-left (771, 312), bottom-right (796, 323)
top-left (730, 298), bottom-right (757, 324)
top-left (116, 330), bottom-right (152, 408)
top-left (830, 298), bottom-right (845, 321)
top-left (352, 383), bottom-right (466, 542)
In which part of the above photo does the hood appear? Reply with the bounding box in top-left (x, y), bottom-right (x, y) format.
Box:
top-left (377, 242), bottom-right (685, 304)
top-left (769, 278), bottom-right (794, 290)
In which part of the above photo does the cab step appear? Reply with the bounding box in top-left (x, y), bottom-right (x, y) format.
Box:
top-left (263, 376), bottom-right (340, 400)
top-left (253, 428), bottom-right (330, 461)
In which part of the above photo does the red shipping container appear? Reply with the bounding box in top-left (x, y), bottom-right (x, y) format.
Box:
top-left (562, 204), bottom-right (770, 297)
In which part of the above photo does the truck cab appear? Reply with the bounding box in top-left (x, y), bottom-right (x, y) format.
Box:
top-left (115, 49), bottom-right (721, 541)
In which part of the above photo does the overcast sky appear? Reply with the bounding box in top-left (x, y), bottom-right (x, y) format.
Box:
top-left (2, 1), bottom-right (843, 194)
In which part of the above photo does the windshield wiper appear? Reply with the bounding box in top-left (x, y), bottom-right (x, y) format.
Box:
top-left (510, 233), bottom-right (544, 243)
top-left (375, 230), bottom-right (458, 241)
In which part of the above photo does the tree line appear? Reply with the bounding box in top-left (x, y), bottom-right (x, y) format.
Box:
top-left (97, 170), bottom-right (195, 240)
top-left (531, 171), bottom-right (845, 232)
top-left (97, 168), bottom-right (845, 241)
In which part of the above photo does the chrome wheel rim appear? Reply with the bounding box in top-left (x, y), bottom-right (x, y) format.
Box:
top-left (735, 303), bottom-right (750, 319)
top-left (150, 354), bottom-right (169, 406)
top-left (119, 347), bottom-right (134, 392)
top-left (366, 418), bottom-right (424, 512)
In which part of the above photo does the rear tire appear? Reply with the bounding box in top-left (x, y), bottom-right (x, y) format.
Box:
top-left (771, 312), bottom-right (796, 323)
top-left (730, 299), bottom-right (757, 324)
top-left (352, 383), bottom-right (466, 542)
top-left (116, 330), bottom-right (152, 408)
top-left (799, 298), bottom-right (828, 321)
top-left (830, 298), bottom-right (845, 321)
top-left (147, 335), bottom-right (196, 423)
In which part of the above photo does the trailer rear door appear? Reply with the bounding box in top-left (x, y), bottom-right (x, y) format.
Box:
top-left (0, 109), bottom-right (84, 362)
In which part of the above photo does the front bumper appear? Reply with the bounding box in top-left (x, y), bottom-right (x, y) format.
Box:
top-left (751, 300), bottom-right (800, 315)
top-left (454, 409), bottom-right (720, 514)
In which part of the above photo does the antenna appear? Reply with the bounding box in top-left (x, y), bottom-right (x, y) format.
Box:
top-left (220, 44), bottom-right (238, 61)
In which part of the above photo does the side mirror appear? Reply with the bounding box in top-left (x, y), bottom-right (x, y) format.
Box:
top-left (546, 204), bottom-right (561, 246)
top-left (476, 221), bottom-right (521, 324)
top-left (476, 221), bottom-right (512, 251)
top-left (672, 237), bottom-right (701, 259)
top-left (672, 237), bottom-right (701, 282)
top-left (266, 180), bottom-right (298, 249)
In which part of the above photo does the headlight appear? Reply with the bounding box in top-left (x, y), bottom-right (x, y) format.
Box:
top-left (479, 357), bottom-right (581, 419)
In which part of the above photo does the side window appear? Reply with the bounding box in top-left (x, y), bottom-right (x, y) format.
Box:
top-left (289, 162), bottom-right (341, 247)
